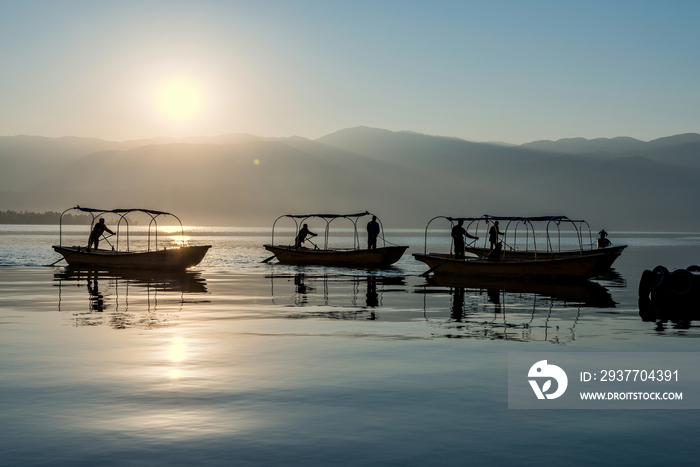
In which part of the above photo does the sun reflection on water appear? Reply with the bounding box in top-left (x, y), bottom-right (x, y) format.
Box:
top-left (169, 336), bottom-right (187, 362)
top-left (159, 226), bottom-right (186, 234)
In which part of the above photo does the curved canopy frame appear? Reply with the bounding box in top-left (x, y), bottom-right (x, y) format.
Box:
top-left (422, 215), bottom-right (593, 258)
top-left (58, 206), bottom-right (185, 252)
top-left (270, 211), bottom-right (385, 250)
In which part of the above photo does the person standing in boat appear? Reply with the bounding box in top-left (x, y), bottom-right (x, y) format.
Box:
top-left (489, 221), bottom-right (504, 250)
top-left (87, 218), bottom-right (115, 251)
top-left (294, 223), bottom-right (317, 249)
top-left (597, 229), bottom-right (611, 248)
top-left (451, 220), bottom-right (478, 260)
top-left (367, 215), bottom-right (380, 250)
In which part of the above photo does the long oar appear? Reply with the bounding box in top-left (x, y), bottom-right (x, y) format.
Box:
top-left (46, 253), bottom-right (73, 267)
top-left (420, 256), bottom-right (453, 277)
top-left (501, 240), bottom-right (516, 251)
top-left (101, 233), bottom-right (115, 250)
top-left (262, 253), bottom-right (280, 263)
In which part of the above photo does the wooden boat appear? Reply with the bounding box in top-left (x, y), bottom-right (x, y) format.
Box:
top-left (464, 244), bottom-right (626, 263)
top-left (264, 244), bottom-right (407, 266)
top-left (51, 206), bottom-right (211, 270)
top-left (464, 244), bottom-right (626, 277)
top-left (457, 215), bottom-right (625, 267)
top-left (414, 252), bottom-right (611, 280)
top-left (415, 215), bottom-right (624, 280)
top-left (263, 211), bottom-right (408, 267)
top-left (53, 244), bottom-right (210, 270)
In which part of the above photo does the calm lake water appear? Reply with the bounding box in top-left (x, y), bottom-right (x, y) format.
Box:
top-left (1, 226), bottom-right (700, 466)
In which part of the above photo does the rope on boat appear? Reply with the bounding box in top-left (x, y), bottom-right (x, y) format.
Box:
top-left (378, 236), bottom-right (402, 247)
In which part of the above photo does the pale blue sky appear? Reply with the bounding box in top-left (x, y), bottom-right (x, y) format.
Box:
top-left (0, 0), bottom-right (697, 143)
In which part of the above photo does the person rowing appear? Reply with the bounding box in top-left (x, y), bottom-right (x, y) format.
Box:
top-left (294, 224), bottom-right (318, 249)
top-left (451, 220), bottom-right (478, 260)
top-left (489, 221), bottom-right (504, 250)
top-left (87, 218), bottom-right (115, 252)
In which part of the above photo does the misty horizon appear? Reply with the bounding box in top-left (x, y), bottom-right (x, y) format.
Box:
top-left (3, 126), bottom-right (699, 148)
top-left (2, 126), bottom-right (699, 231)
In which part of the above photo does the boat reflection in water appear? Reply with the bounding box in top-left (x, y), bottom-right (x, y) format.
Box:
top-left (418, 276), bottom-right (616, 344)
top-left (266, 272), bottom-right (617, 344)
top-left (268, 272), bottom-right (405, 319)
top-left (54, 267), bottom-right (208, 329)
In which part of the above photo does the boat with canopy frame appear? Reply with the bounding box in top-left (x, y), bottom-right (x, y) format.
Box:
top-left (457, 215), bottom-right (626, 269)
top-left (413, 215), bottom-right (623, 279)
top-left (51, 206), bottom-right (211, 270)
top-left (263, 211), bottom-right (408, 266)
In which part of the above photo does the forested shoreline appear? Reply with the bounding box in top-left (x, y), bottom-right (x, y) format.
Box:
top-left (0, 211), bottom-right (92, 225)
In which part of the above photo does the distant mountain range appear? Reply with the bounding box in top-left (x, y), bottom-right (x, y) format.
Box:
top-left (1, 127), bottom-right (699, 230)
top-left (520, 133), bottom-right (700, 155)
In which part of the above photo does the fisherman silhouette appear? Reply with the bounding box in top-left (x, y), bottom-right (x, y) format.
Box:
top-left (489, 221), bottom-right (504, 250)
top-left (597, 229), bottom-right (611, 248)
top-left (451, 220), bottom-right (478, 260)
top-left (88, 218), bottom-right (115, 252)
top-left (367, 216), bottom-right (380, 250)
top-left (294, 224), bottom-right (317, 249)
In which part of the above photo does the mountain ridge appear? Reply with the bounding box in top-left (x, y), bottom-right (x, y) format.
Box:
top-left (1, 127), bottom-right (699, 229)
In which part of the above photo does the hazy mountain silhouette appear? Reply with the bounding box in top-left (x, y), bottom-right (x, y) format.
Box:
top-left (615, 142), bottom-right (700, 169)
top-left (316, 126), bottom-right (553, 169)
top-left (1, 128), bottom-right (699, 230)
top-left (520, 133), bottom-right (700, 155)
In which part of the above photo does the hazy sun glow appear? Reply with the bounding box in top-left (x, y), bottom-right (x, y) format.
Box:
top-left (155, 79), bottom-right (204, 121)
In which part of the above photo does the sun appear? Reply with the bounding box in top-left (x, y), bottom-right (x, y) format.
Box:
top-left (155, 78), bottom-right (204, 122)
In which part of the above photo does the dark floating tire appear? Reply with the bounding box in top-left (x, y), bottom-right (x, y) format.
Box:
top-left (669, 269), bottom-right (694, 296)
top-left (650, 265), bottom-right (669, 291)
top-left (642, 264), bottom-right (700, 310)
top-left (638, 269), bottom-right (654, 300)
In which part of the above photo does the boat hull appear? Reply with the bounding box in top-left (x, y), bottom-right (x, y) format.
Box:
top-left (413, 252), bottom-right (611, 280)
top-left (264, 244), bottom-right (408, 266)
top-left (52, 245), bottom-right (211, 270)
top-left (465, 244), bottom-right (625, 260)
